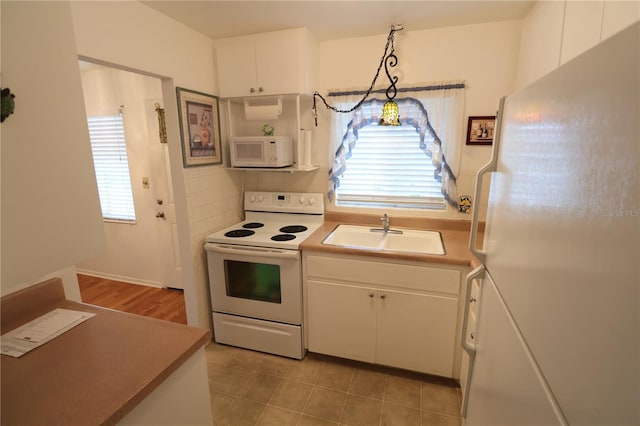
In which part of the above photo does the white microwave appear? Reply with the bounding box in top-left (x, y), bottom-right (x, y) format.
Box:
top-left (230, 136), bottom-right (293, 168)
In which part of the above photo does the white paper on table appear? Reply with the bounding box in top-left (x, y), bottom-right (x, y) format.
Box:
top-left (1, 308), bottom-right (95, 358)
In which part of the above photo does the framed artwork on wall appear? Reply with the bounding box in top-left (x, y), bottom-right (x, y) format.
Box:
top-left (466, 116), bottom-right (496, 145)
top-left (176, 87), bottom-right (222, 167)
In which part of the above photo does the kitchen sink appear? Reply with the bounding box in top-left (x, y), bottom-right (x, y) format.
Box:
top-left (322, 225), bottom-right (445, 255)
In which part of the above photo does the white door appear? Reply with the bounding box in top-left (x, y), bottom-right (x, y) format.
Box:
top-left (464, 273), bottom-right (565, 425)
top-left (376, 289), bottom-right (458, 376)
top-left (144, 99), bottom-right (183, 289)
top-left (306, 280), bottom-right (376, 363)
top-left (481, 23), bottom-right (639, 424)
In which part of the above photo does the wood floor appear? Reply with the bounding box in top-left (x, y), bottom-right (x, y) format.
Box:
top-left (77, 274), bottom-right (187, 325)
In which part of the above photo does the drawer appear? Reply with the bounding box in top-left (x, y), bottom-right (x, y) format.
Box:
top-left (306, 255), bottom-right (460, 295)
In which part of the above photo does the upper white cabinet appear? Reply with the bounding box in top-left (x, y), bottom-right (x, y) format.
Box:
top-left (215, 28), bottom-right (317, 98)
top-left (601, 0), bottom-right (640, 39)
top-left (560, 1), bottom-right (605, 65)
top-left (516, 0), bottom-right (639, 89)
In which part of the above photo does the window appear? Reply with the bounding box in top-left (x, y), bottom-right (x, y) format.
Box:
top-left (87, 115), bottom-right (136, 222)
top-left (328, 86), bottom-right (466, 210)
top-left (336, 124), bottom-right (445, 209)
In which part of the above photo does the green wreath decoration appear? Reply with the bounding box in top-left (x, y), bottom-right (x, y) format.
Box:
top-left (1, 88), bottom-right (16, 123)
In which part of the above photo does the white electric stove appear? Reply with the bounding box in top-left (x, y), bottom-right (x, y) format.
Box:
top-left (204, 191), bottom-right (324, 359)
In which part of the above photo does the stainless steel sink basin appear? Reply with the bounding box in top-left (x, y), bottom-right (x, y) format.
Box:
top-left (322, 225), bottom-right (445, 255)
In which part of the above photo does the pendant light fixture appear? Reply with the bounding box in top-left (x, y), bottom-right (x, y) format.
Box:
top-left (379, 29), bottom-right (400, 126)
top-left (313, 25), bottom-right (404, 127)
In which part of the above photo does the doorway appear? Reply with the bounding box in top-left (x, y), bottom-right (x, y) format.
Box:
top-left (76, 61), bottom-right (183, 290)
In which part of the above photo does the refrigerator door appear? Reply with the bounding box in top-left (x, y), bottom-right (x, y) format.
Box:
top-left (479, 22), bottom-right (639, 425)
top-left (465, 272), bottom-right (565, 425)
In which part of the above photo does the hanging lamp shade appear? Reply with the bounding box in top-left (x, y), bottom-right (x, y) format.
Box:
top-left (379, 100), bottom-right (400, 126)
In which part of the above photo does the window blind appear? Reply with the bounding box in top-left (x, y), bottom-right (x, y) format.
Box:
top-left (336, 125), bottom-right (445, 209)
top-left (87, 115), bottom-right (136, 222)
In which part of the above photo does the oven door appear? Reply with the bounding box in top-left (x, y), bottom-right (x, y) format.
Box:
top-left (205, 243), bottom-right (302, 325)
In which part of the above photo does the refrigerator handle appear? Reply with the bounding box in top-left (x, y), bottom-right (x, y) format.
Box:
top-left (469, 97), bottom-right (506, 264)
top-left (460, 264), bottom-right (486, 418)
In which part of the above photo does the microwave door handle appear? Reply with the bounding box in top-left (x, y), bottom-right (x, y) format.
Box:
top-left (205, 243), bottom-right (299, 259)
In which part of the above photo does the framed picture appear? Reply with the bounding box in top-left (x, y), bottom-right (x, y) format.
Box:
top-left (176, 87), bottom-right (222, 167)
top-left (466, 116), bottom-right (496, 145)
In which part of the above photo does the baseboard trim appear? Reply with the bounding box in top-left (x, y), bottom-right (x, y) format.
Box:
top-left (76, 270), bottom-right (163, 289)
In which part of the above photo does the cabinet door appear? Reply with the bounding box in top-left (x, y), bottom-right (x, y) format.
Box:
top-left (216, 42), bottom-right (258, 98)
top-left (306, 280), bottom-right (376, 363)
top-left (376, 289), bottom-right (458, 376)
top-left (601, 0), bottom-right (640, 40)
top-left (560, 1), bottom-right (605, 64)
top-left (255, 36), bottom-right (302, 96)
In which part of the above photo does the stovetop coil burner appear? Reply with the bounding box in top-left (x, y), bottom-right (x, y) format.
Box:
top-left (279, 225), bottom-right (308, 234)
top-left (224, 229), bottom-right (255, 238)
top-left (243, 222), bottom-right (264, 229)
top-left (271, 234), bottom-right (296, 242)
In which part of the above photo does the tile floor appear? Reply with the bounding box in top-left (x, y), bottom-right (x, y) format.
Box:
top-left (205, 342), bottom-right (462, 426)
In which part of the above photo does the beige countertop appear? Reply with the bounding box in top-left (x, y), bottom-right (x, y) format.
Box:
top-left (302, 212), bottom-right (483, 268)
top-left (1, 278), bottom-right (211, 426)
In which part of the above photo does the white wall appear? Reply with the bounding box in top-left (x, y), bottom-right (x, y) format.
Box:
top-left (244, 20), bottom-right (522, 220)
top-left (70, 1), bottom-right (244, 329)
top-left (1, 1), bottom-right (105, 297)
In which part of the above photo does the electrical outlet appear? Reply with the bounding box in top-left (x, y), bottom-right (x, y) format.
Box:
top-left (142, 177), bottom-right (150, 189)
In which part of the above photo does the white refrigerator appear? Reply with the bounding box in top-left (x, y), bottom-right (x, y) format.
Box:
top-left (461, 22), bottom-right (639, 425)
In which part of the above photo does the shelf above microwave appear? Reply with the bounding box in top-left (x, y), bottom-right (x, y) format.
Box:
top-left (226, 165), bottom-right (319, 173)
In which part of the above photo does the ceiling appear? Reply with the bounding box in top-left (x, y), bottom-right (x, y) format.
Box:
top-left (141, 1), bottom-right (536, 41)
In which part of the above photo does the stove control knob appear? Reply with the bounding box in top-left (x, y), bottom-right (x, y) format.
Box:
top-left (299, 196), bottom-right (306, 204)
top-left (258, 195), bottom-right (264, 202)
top-left (308, 197), bottom-right (315, 205)
top-left (249, 195), bottom-right (256, 203)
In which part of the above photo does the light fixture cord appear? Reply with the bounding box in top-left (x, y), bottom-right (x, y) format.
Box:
top-left (312, 25), bottom-right (403, 126)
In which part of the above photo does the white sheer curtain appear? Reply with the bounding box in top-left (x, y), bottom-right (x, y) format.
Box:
top-left (328, 81), bottom-right (466, 207)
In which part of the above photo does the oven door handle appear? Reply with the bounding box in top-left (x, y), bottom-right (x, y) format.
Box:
top-left (205, 243), bottom-right (300, 259)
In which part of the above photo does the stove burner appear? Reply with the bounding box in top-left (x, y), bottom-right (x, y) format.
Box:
top-left (271, 234), bottom-right (296, 242)
top-left (243, 222), bottom-right (264, 229)
top-left (279, 225), bottom-right (308, 234)
top-left (224, 229), bottom-right (255, 238)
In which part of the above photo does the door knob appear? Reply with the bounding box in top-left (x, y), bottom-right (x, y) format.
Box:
top-left (380, 294), bottom-right (386, 299)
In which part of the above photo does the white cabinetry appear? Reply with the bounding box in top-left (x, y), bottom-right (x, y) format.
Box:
top-left (560, 1), bottom-right (605, 64)
top-left (517, 0), bottom-right (639, 89)
top-left (215, 28), bottom-right (316, 98)
top-left (304, 254), bottom-right (461, 377)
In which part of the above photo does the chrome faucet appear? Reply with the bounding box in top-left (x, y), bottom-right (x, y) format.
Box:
top-left (381, 213), bottom-right (390, 232)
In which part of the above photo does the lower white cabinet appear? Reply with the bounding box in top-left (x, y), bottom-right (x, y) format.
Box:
top-left (307, 281), bottom-right (377, 363)
top-left (304, 254), bottom-right (461, 377)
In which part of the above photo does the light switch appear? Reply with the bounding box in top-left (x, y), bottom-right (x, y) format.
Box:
top-left (142, 177), bottom-right (150, 189)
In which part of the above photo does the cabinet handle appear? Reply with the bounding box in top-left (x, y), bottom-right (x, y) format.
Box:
top-left (380, 294), bottom-right (386, 299)
top-left (250, 87), bottom-right (256, 93)
top-left (368, 292), bottom-right (374, 298)
top-left (470, 297), bottom-right (477, 303)
top-left (258, 87), bottom-right (264, 92)
top-left (470, 332), bottom-right (475, 340)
